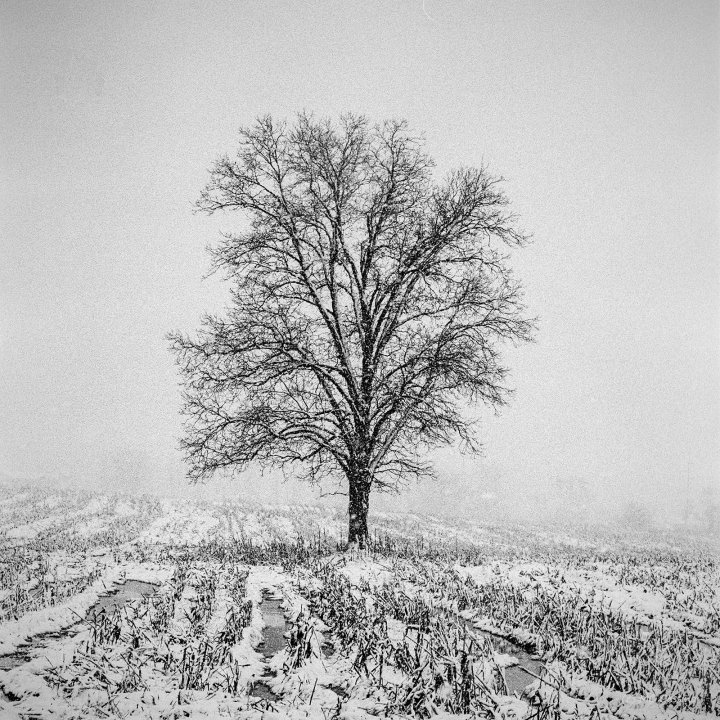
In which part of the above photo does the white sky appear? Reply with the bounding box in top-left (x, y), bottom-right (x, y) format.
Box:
top-left (1, 1), bottom-right (718, 516)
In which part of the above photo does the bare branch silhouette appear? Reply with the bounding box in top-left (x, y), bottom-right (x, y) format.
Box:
top-left (169, 113), bottom-right (534, 546)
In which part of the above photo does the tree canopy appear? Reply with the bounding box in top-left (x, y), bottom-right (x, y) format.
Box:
top-left (170, 113), bottom-right (534, 545)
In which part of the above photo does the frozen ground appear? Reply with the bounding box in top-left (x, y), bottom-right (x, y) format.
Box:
top-left (0, 484), bottom-right (717, 719)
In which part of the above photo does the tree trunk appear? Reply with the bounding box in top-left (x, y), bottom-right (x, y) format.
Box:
top-left (347, 475), bottom-right (370, 549)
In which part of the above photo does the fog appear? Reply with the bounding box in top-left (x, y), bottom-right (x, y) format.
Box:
top-left (1, 1), bottom-right (718, 529)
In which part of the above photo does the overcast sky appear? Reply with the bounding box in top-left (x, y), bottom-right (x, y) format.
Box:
top-left (1, 0), bottom-right (718, 517)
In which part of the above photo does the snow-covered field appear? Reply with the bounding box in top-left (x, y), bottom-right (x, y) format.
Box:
top-left (0, 484), bottom-right (717, 719)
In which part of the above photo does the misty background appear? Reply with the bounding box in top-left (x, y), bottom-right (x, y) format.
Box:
top-left (1, 1), bottom-right (718, 526)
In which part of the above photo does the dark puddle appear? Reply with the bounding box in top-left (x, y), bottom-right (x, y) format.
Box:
top-left (0, 581), bottom-right (159, 673)
top-left (250, 591), bottom-right (290, 703)
top-left (256, 595), bottom-right (288, 658)
top-left (0, 629), bottom-right (75, 670)
top-left (87, 579), bottom-right (158, 616)
top-left (250, 681), bottom-right (280, 703)
top-left (453, 615), bottom-right (543, 696)
top-left (321, 641), bottom-right (335, 658)
top-left (0, 653), bottom-right (28, 670)
top-left (326, 682), bottom-right (350, 699)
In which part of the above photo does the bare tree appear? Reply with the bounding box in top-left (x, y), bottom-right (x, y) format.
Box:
top-left (169, 113), bottom-right (534, 547)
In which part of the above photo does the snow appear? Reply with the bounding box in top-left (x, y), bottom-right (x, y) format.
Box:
top-left (6, 516), bottom-right (55, 540)
top-left (0, 562), bottom-right (172, 655)
top-left (339, 559), bottom-right (394, 587)
top-left (0, 487), bottom-right (716, 720)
